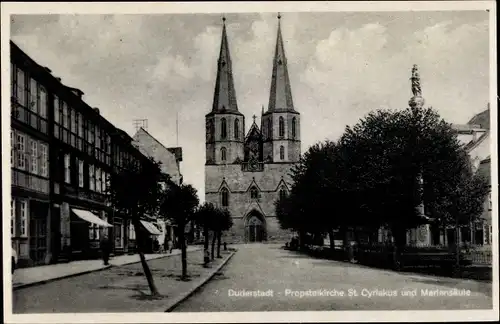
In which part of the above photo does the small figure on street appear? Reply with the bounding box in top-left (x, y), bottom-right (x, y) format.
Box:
top-left (100, 234), bottom-right (111, 266)
top-left (223, 242), bottom-right (227, 251)
top-left (168, 238), bottom-right (174, 253)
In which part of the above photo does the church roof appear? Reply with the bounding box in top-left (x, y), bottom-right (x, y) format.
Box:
top-left (267, 15), bottom-right (295, 113)
top-left (211, 18), bottom-right (240, 114)
top-left (245, 118), bottom-right (262, 140)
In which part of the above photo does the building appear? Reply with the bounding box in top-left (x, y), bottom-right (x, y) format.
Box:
top-left (132, 127), bottom-right (184, 247)
top-left (451, 105), bottom-right (491, 246)
top-left (11, 42), bottom-right (51, 267)
top-left (204, 16), bottom-right (299, 243)
top-left (10, 40), bottom-right (164, 267)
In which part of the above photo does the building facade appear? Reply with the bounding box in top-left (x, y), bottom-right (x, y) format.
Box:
top-left (452, 105), bottom-right (491, 247)
top-left (10, 41), bottom-right (164, 267)
top-left (132, 127), bottom-right (184, 247)
top-left (205, 17), bottom-right (299, 243)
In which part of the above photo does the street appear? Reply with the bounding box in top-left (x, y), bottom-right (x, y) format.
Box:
top-left (173, 243), bottom-right (493, 311)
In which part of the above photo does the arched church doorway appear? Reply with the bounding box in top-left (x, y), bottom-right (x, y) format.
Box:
top-left (245, 211), bottom-right (267, 243)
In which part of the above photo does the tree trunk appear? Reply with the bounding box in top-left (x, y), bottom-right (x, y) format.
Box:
top-left (133, 219), bottom-right (159, 296)
top-left (217, 231), bottom-right (222, 258)
top-left (203, 223), bottom-right (210, 266)
top-left (454, 218), bottom-right (461, 277)
top-left (211, 231), bottom-right (216, 261)
top-left (391, 225), bottom-right (407, 271)
top-left (179, 226), bottom-right (188, 280)
top-left (328, 228), bottom-right (335, 250)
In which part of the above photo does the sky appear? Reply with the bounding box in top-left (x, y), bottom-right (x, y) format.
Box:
top-left (10, 10), bottom-right (491, 201)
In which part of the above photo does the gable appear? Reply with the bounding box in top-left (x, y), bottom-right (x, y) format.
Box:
top-left (132, 128), bottom-right (182, 185)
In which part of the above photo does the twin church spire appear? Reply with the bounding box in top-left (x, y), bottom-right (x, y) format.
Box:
top-left (212, 16), bottom-right (239, 113)
top-left (211, 14), bottom-right (295, 114)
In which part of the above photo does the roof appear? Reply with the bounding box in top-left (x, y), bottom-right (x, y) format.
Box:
top-left (477, 157), bottom-right (491, 185)
top-left (245, 121), bottom-right (262, 140)
top-left (467, 108), bottom-right (490, 130)
top-left (267, 17), bottom-right (295, 113)
top-left (211, 20), bottom-right (239, 113)
top-left (465, 130), bottom-right (489, 152)
top-left (132, 128), bottom-right (182, 184)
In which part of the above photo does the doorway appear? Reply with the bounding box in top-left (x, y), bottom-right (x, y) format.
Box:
top-left (245, 211), bottom-right (266, 243)
top-left (29, 201), bottom-right (48, 265)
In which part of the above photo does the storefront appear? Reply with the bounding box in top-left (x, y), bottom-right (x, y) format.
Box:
top-left (137, 219), bottom-right (162, 253)
top-left (58, 202), bottom-right (113, 260)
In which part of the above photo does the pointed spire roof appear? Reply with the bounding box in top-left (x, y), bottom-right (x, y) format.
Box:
top-left (267, 13), bottom-right (295, 112)
top-left (211, 16), bottom-right (240, 114)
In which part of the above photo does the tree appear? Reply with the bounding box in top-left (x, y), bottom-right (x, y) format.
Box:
top-left (214, 208), bottom-right (233, 258)
top-left (160, 182), bottom-right (199, 280)
top-left (276, 140), bottom-right (350, 250)
top-left (193, 202), bottom-right (218, 266)
top-left (107, 156), bottom-right (165, 296)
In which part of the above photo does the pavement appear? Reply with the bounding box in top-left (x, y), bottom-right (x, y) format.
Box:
top-left (12, 246), bottom-right (201, 289)
top-left (173, 243), bottom-right (493, 312)
top-left (12, 247), bottom-right (233, 313)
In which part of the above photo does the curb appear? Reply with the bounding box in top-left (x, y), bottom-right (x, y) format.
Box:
top-left (13, 265), bottom-right (112, 290)
top-left (164, 251), bottom-right (236, 312)
top-left (13, 248), bottom-right (201, 291)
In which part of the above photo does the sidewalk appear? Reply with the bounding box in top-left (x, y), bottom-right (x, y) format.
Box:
top-left (13, 250), bottom-right (236, 313)
top-left (13, 246), bottom-right (201, 289)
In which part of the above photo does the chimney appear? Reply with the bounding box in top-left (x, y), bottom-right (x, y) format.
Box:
top-left (93, 107), bottom-right (100, 115)
top-left (56, 77), bottom-right (61, 82)
top-left (44, 67), bottom-right (52, 73)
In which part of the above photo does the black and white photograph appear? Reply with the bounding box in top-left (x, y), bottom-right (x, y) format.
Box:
top-left (2, 1), bottom-right (498, 323)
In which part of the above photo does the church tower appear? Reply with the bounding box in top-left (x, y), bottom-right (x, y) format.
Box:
top-left (262, 14), bottom-right (301, 163)
top-left (206, 17), bottom-right (245, 165)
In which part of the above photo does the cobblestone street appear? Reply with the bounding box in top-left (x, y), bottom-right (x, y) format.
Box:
top-left (173, 244), bottom-right (493, 311)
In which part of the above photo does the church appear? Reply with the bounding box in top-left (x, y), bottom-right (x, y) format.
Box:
top-left (204, 16), bottom-right (301, 243)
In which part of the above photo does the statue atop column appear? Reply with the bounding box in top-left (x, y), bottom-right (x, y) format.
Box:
top-left (409, 64), bottom-right (425, 109)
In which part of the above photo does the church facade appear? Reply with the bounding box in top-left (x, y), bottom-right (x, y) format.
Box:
top-left (204, 17), bottom-right (300, 243)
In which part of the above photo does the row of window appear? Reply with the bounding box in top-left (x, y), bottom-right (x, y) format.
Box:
top-left (11, 63), bottom-right (48, 119)
top-left (219, 118), bottom-right (240, 140)
top-left (11, 130), bottom-right (49, 177)
top-left (63, 153), bottom-right (108, 193)
top-left (219, 145), bottom-right (286, 162)
top-left (219, 187), bottom-right (287, 207)
top-left (218, 117), bottom-right (297, 140)
top-left (269, 117), bottom-right (297, 139)
top-left (11, 198), bottom-right (28, 237)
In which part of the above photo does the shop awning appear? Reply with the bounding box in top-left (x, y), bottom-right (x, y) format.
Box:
top-left (72, 209), bottom-right (113, 227)
top-left (140, 220), bottom-right (162, 235)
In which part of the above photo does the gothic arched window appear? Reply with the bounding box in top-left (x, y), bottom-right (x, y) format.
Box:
top-left (221, 118), bottom-right (227, 139)
top-left (267, 119), bottom-right (272, 139)
top-left (221, 188), bottom-right (229, 207)
top-left (280, 145), bottom-right (285, 160)
top-left (279, 117), bottom-right (285, 137)
top-left (292, 117), bottom-right (296, 138)
top-left (234, 119), bottom-right (239, 140)
top-left (250, 186), bottom-right (259, 199)
top-left (221, 147), bottom-right (227, 162)
top-left (279, 187), bottom-right (287, 201)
